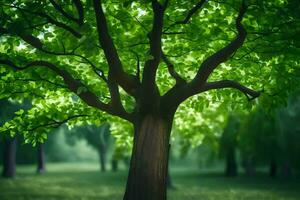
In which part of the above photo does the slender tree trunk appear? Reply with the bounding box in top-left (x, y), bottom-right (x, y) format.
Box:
top-left (37, 144), bottom-right (46, 174)
top-left (166, 171), bottom-right (174, 189)
top-left (225, 148), bottom-right (237, 177)
top-left (166, 144), bottom-right (175, 189)
top-left (123, 116), bottom-right (171, 200)
top-left (243, 157), bottom-right (256, 177)
top-left (269, 159), bottom-right (277, 178)
top-left (2, 137), bottom-right (17, 178)
top-left (111, 159), bottom-right (118, 172)
top-left (98, 144), bottom-right (107, 172)
top-left (281, 161), bottom-right (292, 179)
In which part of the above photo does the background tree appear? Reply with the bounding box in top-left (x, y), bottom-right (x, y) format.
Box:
top-left (67, 123), bottom-right (111, 172)
top-left (276, 92), bottom-right (300, 178)
top-left (36, 143), bottom-right (46, 174)
top-left (1, 136), bottom-right (17, 178)
top-left (220, 114), bottom-right (240, 177)
top-left (238, 109), bottom-right (278, 177)
top-left (0, 100), bottom-right (19, 178)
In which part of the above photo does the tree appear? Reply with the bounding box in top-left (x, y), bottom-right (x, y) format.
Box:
top-left (0, 100), bottom-right (18, 178)
top-left (0, 0), bottom-right (298, 199)
top-left (36, 143), bottom-right (46, 174)
top-left (1, 136), bottom-right (17, 178)
top-left (68, 123), bottom-right (111, 172)
top-left (238, 109), bottom-right (278, 177)
top-left (220, 114), bottom-right (240, 177)
top-left (276, 92), bottom-right (300, 178)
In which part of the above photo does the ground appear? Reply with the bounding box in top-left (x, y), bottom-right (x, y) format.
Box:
top-left (0, 163), bottom-right (299, 200)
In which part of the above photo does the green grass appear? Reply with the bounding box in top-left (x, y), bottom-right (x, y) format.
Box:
top-left (0, 163), bottom-right (300, 200)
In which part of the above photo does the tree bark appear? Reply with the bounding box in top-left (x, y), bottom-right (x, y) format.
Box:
top-left (98, 144), bottom-right (107, 172)
top-left (37, 144), bottom-right (46, 174)
top-left (123, 116), bottom-right (171, 200)
top-left (2, 137), bottom-right (17, 178)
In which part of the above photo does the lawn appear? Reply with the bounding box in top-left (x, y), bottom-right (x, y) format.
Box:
top-left (0, 163), bottom-right (299, 200)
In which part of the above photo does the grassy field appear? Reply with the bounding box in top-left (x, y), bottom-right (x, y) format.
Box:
top-left (0, 163), bottom-right (300, 200)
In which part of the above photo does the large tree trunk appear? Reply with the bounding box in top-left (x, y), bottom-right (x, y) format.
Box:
top-left (37, 144), bottom-right (46, 174)
top-left (123, 116), bottom-right (171, 200)
top-left (225, 148), bottom-right (237, 177)
top-left (2, 137), bottom-right (17, 178)
top-left (98, 144), bottom-right (107, 172)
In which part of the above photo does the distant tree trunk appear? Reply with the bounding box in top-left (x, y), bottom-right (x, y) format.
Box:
top-left (98, 144), bottom-right (107, 172)
top-left (37, 144), bottom-right (46, 174)
top-left (269, 159), bottom-right (277, 178)
top-left (225, 148), bottom-right (237, 177)
top-left (123, 116), bottom-right (171, 200)
top-left (166, 171), bottom-right (174, 189)
top-left (2, 137), bottom-right (17, 178)
top-left (243, 157), bottom-right (256, 176)
top-left (166, 144), bottom-right (175, 189)
top-left (111, 159), bottom-right (118, 172)
top-left (281, 161), bottom-right (292, 179)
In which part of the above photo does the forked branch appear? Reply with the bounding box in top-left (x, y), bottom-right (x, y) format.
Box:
top-left (161, 53), bottom-right (186, 85)
top-left (191, 0), bottom-right (247, 87)
top-left (203, 80), bottom-right (260, 100)
top-left (141, 1), bottom-right (165, 97)
top-left (92, 0), bottom-right (139, 97)
top-left (162, 0), bottom-right (252, 112)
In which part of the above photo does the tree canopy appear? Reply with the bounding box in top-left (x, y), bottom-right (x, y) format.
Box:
top-left (0, 0), bottom-right (298, 135)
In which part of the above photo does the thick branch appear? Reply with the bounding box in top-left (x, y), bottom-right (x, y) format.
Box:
top-left (191, 1), bottom-right (247, 87)
top-left (107, 72), bottom-right (128, 118)
top-left (1, 26), bottom-right (108, 83)
top-left (141, 1), bottom-right (165, 101)
top-left (92, 0), bottom-right (139, 97)
top-left (0, 59), bottom-right (132, 121)
top-left (203, 80), bottom-right (261, 100)
top-left (161, 53), bottom-right (186, 85)
top-left (161, 1), bottom-right (248, 112)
